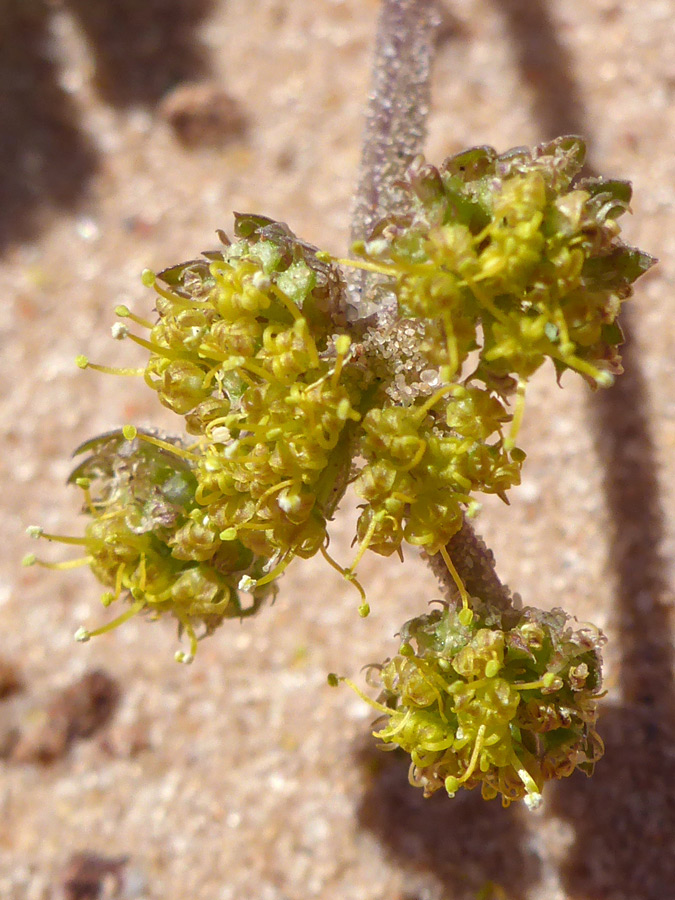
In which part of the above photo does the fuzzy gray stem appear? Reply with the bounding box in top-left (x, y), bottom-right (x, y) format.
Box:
top-left (351, 0), bottom-right (513, 610)
top-left (350, 0), bottom-right (438, 258)
top-left (425, 522), bottom-right (513, 611)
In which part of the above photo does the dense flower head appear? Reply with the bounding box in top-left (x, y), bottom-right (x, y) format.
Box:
top-left (195, 363), bottom-right (361, 561)
top-left (353, 385), bottom-right (524, 557)
top-left (142, 214), bottom-right (352, 416)
top-left (66, 430), bottom-right (273, 661)
top-left (340, 137), bottom-right (653, 576)
top-left (30, 216), bottom-right (370, 658)
top-left (355, 136), bottom-right (654, 389)
top-left (368, 599), bottom-right (605, 807)
top-left (126, 214), bottom-right (365, 581)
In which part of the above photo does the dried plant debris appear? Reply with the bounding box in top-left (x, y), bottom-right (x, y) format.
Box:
top-left (0, 722), bottom-right (20, 760)
top-left (60, 852), bottom-right (129, 900)
top-left (11, 669), bottom-right (120, 764)
top-left (159, 81), bottom-right (247, 148)
top-left (0, 656), bottom-right (23, 699)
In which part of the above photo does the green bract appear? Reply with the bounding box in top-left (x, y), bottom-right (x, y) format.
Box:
top-left (369, 600), bottom-right (605, 808)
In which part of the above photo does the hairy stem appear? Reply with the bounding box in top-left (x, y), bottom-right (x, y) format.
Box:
top-left (351, 0), bottom-right (512, 610)
top-left (351, 0), bottom-right (438, 250)
top-left (425, 527), bottom-right (513, 611)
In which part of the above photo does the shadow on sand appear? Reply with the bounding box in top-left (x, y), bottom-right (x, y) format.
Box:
top-left (355, 4), bottom-right (671, 899)
top-left (0, 0), bottom-right (215, 252)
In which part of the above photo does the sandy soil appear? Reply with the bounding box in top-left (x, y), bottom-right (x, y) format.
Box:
top-left (1, 1), bottom-right (675, 898)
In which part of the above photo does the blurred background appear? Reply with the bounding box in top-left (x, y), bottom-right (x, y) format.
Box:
top-left (1, 1), bottom-right (674, 898)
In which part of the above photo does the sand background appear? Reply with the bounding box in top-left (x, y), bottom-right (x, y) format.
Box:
top-left (1, 1), bottom-right (675, 898)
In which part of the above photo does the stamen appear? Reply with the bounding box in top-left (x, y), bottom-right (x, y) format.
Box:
top-left (509, 750), bottom-right (542, 809)
top-left (138, 553), bottom-right (147, 593)
top-left (238, 359), bottom-right (275, 382)
top-left (23, 554), bottom-right (93, 570)
top-left (203, 416), bottom-right (231, 439)
top-left (122, 425), bottom-right (199, 462)
top-left (323, 248), bottom-right (397, 279)
top-left (552, 308), bottom-right (572, 349)
top-left (410, 656), bottom-right (448, 720)
top-left (174, 615), bottom-right (198, 664)
top-left (115, 305), bottom-right (154, 330)
top-left (331, 334), bottom-right (351, 387)
top-left (26, 526), bottom-right (87, 546)
top-left (553, 349), bottom-right (614, 387)
top-left (124, 331), bottom-right (190, 362)
top-left (332, 674), bottom-right (392, 715)
top-left (207, 259), bottom-right (235, 277)
top-left (320, 544), bottom-right (369, 614)
top-left (442, 311), bottom-right (459, 380)
top-left (201, 362), bottom-right (225, 390)
top-left (414, 383), bottom-right (454, 420)
top-left (457, 722), bottom-right (487, 785)
top-left (297, 318), bottom-right (320, 370)
top-left (75, 478), bottom-right (96, 517)
top-left (82, 598), bottom-right (146, 638)
top-left (255, 553), bottom-right (293, 587)
top-left (114, 563), bottom-right (126, 599)
top-left (516, 672), bottom-right (562, 692)
top-left (254, 478), bottom-right (295, 510)
top-left (504, 377), bottom-right (527, 450)
top-left (141, 269), bottom-right (191, 306)
top-left (464, 276), bottom-right (510, 326)
top-left (439, 544), bottom-right (472, 624)
top-left (392, 438), bottom-right (427, 473)
top-left (374, 708), bottom-right (414, 741)
top-left (76, 356), bottom-right (144, 377)
top-left (347, 514), bottom-right (380, 579)
top-left (270, 284), bottom-right (303, 321)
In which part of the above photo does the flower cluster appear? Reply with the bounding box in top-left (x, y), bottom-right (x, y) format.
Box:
top-left (26, 138), bottom-right (652, 814)
top-left (25, 431), bottom-right (272, 662)
top-left (344, 136), bottom-right (652, 576)
top-left (354, 136), bottom-right (653, 389)
top-left (134, 215), bottom-right (363, 572)
top-left (366, 599), bottom-right (605, 808)
top-left (353, 385), bottom-right (525, 559)
top-left (70, 430), bottom-right (275, 661)
top-left (29, 216), bottom-right (366, 658)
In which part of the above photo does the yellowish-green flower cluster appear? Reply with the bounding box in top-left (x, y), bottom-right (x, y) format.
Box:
top-left (28, 215), bottom-right (367, 658)
top-left (353, 385), bottom-right (525, 559)
top-left (354, 137), bottom-right (652, 389)
top-left (133, 215), bottom-right (363, 575)
top-left (26, 135), bottom-right (652, 815)
top-left (27, 430), bottom-right (271, 662)
top-left (365, 599), bottom-right (605, 808)
top-left (343, 136), bottom-right (652, 574)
